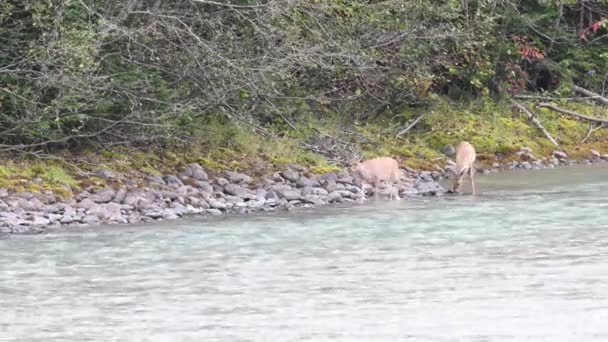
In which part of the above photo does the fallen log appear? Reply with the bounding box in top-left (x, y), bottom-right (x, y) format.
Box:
top-left (538, 102), bottom-right (608, 124)
top-left (510, 99), bottom-right (559, 146)
top-left (572, 86), bottom-right (608, 106)
top-left (396, 114), bottom-right (424, 138)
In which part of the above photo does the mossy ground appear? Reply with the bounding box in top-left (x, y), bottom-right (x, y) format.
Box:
top-left (2, 99), bottom-right (607, 198)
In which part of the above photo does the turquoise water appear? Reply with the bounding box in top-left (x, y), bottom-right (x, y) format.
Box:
top-left (2, 165), bottom-right (608, 341)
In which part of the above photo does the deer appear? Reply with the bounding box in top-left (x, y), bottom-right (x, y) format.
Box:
top-left (452, 141), bottom-right (477, 195)
top-left (350, 157), bottom-right (401, 199)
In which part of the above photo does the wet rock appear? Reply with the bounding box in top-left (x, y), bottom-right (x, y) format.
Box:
top-left (281, 190), bottom-right (302, 201)
top-left (600, 154), bottom-right (608, 161)
top-left (327, 191), bottom-right (342, 203)
top-left (82, 215), bottom-right (100, 224)
top-left (0, 212), bottom-right (27, 227)
top-left (207, 209), bottom-right (222, 216)
top-left (247, 199), bottom-right (265, 209)
top-left (520, 162), bottom-right (532, 170)
top-left (442, 144), bottom-right (456, 157)
top-left (303, 196), bottom-right (326, 206)
top-left (414, 180), bottom-right (445, 196)
top-left (399, 187), bottom-right (419, 197)
top-left (208, 199), bottom-right (227, 210)
top-left (30, 216), bottom-right (51, 227)
top-left (301, 187), bottom-right (329, 197)
top-left (225, 171), bottom-right (251, 184)
top-left (376, 186), bottom-right (400, 200)
top-left (265, 191), bottom-right (279, 200)
top-left (281, 170), bottom-right (300, 182)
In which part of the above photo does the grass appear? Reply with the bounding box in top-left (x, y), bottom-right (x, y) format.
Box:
top-left (0, 98), bottom-right (606, 198)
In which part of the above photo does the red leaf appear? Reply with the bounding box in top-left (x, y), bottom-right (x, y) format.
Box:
top-left (592, 21), bottom-right (601, 33)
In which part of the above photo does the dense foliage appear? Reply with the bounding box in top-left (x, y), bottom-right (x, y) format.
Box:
top-left (1, 0), bottom-right (607, 152)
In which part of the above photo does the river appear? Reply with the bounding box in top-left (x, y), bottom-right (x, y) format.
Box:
top-left (2, 164), bottom-right (608, 341)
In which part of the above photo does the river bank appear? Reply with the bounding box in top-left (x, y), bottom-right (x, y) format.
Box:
top-left (0, 145), bottom-right (605, 235)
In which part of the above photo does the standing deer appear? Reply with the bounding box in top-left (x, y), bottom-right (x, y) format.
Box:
top-left (452, 141), bottom-right (477, 195)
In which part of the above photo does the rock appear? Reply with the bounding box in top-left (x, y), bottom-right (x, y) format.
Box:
top-left (324, 180), bottom-right (338, 193)
top-left (182, 163), bottom-right (208, 181)
top-left (60, 215), bottom-right (74, 224)
top-left (91, 188), bottom-right (115, 203)
top-left (336, 175), bottom-right (354, 185)
top-left (601, 154), bottom-right (608, 161)
top-left (247, 199), bottom-right (266, 209)
top-left (30, 216), bottom-right (51, 227)
top-left (113, 187), bottom-right (128, 204)
top-left (296, 176), bottom-right (319, 188)
top-left (442, 144), bottom-right (456, 156)
top-left (145, 175), bottom-right (165, 185)
top-left (590, 149), bottom-right (601, 158)
top-left (41, 204), bottom-right (61, 214)
top-left (520, 162), bottom-right (532, 170)
top-left (318, 173), bottom-right (338, 184)
top-left (0, 212), bottom-right (27, 227)
top-left (414, 180), bottom-right (445, 196)
top-left (163, 175), bottom-right (184, 186)
top-left (327, 191), bottom-right (343, 203)
top-left (207, 209), bottom-right (223, 215)
top-left (96, 169), bottom-right (118, 180)
top-left (281, 170), bottom-right (300, 182)
top-left (77, 198), bottom-right (98, 210)
top-left (208, 199), bottom-right (227, 210)
top-left (492, 162), bottom-right (501, 168)
top-left (192, 181), bottom-right (213, 193)
top-left (216, 177), bottom-right (230, 187)
top-left (223, 183), bottom-right (248, 197)
top-left (225, 171), bottom-right (252, 184)
top-left (0, 189), bottom-right (8, 198)
top-left (303, 196), bottom-right (326, 206)
top-left (281, 190), bottom-right (302, 201)
top-left (301, 187), bottom-right (329, 197)
top-left (553, 150), bottom-right (568, 159)
top-left (399, 187), bottom-right (419, 197)
top-left (82, 215), bottom-right (100, 224)
top-left (265, 191), bottom-right (279, 200)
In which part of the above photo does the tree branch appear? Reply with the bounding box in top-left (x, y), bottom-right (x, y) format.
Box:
top-left (538, 102), bottom-right (608, 124)
top-left (511, 100), bottom-right (559, 146)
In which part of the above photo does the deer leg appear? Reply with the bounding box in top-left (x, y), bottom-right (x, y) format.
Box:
top-left (470, 166), bottom-right (476, 195)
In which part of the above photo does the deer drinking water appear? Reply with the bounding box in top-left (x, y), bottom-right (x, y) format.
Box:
top-left (452, 141), bottom-right (477, 195)
top-left (351, 157), bottom-right (400, 199)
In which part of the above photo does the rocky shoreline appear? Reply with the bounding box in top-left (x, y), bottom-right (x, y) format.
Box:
top-left (1, 147), bottom-right (605, 235)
